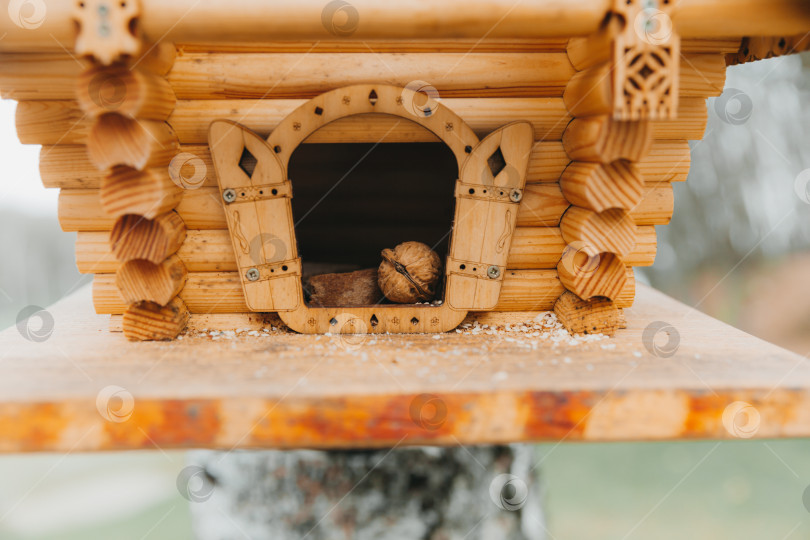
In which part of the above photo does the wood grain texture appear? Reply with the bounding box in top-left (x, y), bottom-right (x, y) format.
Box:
top-left (560, 160), bottom-right (644, 213)
top-left (87, 115), bottom-right (179, 170)
top-left (14, 98), bottom-right (707, 145)
top-left (169, 52), bottom-right (576, 99)
top-left (1, 283), bottom-right (807, 452)
top-left (553, 290), bottom-right (624, 336)
top-left (76, 64), bottom-right (176, 120)
top-left (91, 268), bottom-right (636, 315)
top-left (560, 207), bottom-right (637, 258)
top-left (1, 0), bottom-right (804, 52)
top-left (58, 184), bottom-right (668, 234)
top-left (563, 116), bottom-right (652, 163)
top-left (75, 224), bottom-right (658, 274)
top-left (110, 212), bottom-right (187, 264)
top-left (557, 248), bottom-right (630, 301)
top-left (116, 255), bottom-right (188, 305)
top-left (100, 166), bottom-right (183, 219)
top-left (122, 296), bottom-right (189, 341)
top-left (39, 139), bottom-right (691, 190)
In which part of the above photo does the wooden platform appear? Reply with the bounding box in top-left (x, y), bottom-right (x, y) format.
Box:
top-left (0, 284), bottom-right (807, 453)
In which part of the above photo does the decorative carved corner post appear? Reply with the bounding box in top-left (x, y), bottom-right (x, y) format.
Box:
top-left (558, 0), bottom-right (679, 335)
top-left (73, 0), bottom-right (187, 340)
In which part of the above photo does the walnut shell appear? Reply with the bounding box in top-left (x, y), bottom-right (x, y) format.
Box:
top-left (378, 242), bottom-right (442, 303)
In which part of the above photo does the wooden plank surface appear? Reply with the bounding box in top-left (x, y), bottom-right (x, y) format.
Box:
top-left (0, 284), bottom-right (807, 453)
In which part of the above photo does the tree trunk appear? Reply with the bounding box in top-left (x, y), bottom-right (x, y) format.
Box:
top-left (185, 445), bottom-right (545, 540)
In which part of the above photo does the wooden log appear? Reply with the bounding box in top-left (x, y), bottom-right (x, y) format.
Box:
top-left (636, 140), bottom-right (691, 183)
top-left (0, 39), bottom-right (742, 96)
top-left (527, 141), bottom-right (570, 183)
top-left (306, 268), bottom-right (384, 307)
top-left (39, 139), bottom-right (690, 190)
top-left (557, 247), bottom-right (628, 301)
top-left (16, 98), bottom-right (706, 146)
top-left (76, 64), bottom-right (176, 120)
top-left (563, 55), bottom-right (726, 117)
top-left (651, 98), bottom-right (707, 140)
top-left (3, 0), bottom-right (804, 52)
top-left (553, 290), bottom-right (624, 336)
top-left (178, 39), bottom-right (571, 53)
top-left (563, 62), bottom-right (613, 118)
top-left (61, 186), bottom-right (567, 230)
top-left (15, 101), bottom-right (90, 145)
top-left (137, 1), bottom-right (611, 41)
top-left (116, 255), bottom-right (188, 305)
top-left (75, 225), bottom-right (658, 274)
top-left (0, 53), bottom-right (84, 100)
top-left (122, 297), bottom-right (189, 341)
top-left (173, 38), bottom-right (737, 54)
top-left (674, 0), bottom-right (810, 38)
top-left (110, 212), bottom-right (187, 264)
top-left (679, 39), bottom-right (744, 55)
top-left (563, 116), bottom-right (652, 163)
top-left (560, 207), bottom-right (637, 257)
top-left (39, 145), bottom-right (105, 189)
top-left (171, 97), bottom-right (571, 142)
top-left (88, 115), bottom-right (179, 170)
top-left (56, 174), bottom-right (670, 233)
top-left (633, 185), bottom-right (674, 226)
top-left (516, 184), bottom-right (570, 226)
top-left (100, 166), bottom-right (183, 219)
top-left (169, 52), bottom-right (575, 99)
top-left (91, 268), bottom-right (636, 315)
top-left (560, 161), bottom-right (643, 213)
top-left (566, 17), bottom-right (620, 71)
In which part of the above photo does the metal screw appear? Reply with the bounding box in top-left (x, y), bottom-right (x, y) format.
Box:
top-left (509, 189), bottom-right (522, 203)
top-left (222, 188), bottom-right (237, 203)
top-left (245, 268), bottom-right (260, 281)
top-left (487, 265), bottom-right (501, 279)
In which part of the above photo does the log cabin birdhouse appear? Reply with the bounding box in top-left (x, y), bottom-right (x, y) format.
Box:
top-left (2, 0), bottom-right (809, 340)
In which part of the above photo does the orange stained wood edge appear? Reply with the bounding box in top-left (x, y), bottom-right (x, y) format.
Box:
top-left (1, 283), bottom-right (809, 452)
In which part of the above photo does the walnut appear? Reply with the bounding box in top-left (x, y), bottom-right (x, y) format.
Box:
top-left (378, 242), bottom-right (442, 304)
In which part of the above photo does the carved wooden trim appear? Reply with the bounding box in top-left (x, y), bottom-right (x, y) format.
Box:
top-left (611, 0), bottom-right (680, 121)
top-left (208, 85), bottom-right (534, 334)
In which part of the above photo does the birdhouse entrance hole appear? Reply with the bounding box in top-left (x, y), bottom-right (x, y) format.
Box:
top-left (208, 84), bottom-right (533, 334)
top-left (288, 142), bottom-right (458, 305)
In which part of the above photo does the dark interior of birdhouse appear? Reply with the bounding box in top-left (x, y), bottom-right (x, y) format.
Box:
top-left (286, 142), bottom-right (458, 306)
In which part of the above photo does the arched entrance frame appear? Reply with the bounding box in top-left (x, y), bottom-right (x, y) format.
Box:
top-left (208, 84), bottom-right (533, 334)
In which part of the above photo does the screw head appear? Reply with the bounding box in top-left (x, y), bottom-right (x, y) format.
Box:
top-left (245, 268), bottom-right (260, 281)
top-left (222, 188), bottom-right (237, 203)
top-left (487, 265), bottom-right (501, 279)
top-left (509, 189), bottom-right (522, 203)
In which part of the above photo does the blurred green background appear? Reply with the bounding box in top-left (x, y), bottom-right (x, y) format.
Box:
top-left (1, 53), bottom-right (809, 539)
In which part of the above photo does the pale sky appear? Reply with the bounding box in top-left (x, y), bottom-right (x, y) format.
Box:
top-left (0, 98), bottom-right (58, 217)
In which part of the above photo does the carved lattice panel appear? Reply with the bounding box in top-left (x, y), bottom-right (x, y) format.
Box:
top-left (612, 0), bottom-right (680, 120)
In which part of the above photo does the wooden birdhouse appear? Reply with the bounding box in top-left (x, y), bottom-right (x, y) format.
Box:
top-left (2, 0), bottom-right (809, 341)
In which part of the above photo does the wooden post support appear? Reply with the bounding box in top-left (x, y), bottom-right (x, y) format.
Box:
top-left (187, 445), bottom-right (544, 540)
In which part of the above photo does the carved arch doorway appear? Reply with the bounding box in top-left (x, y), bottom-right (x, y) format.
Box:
top-left (208, 85), bottom-right (533, 334)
